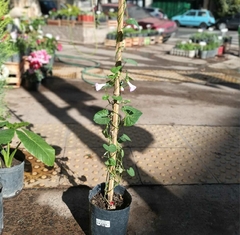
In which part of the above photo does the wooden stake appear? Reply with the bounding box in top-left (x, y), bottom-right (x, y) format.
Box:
top-left (107, 0), bottom-right (124, 207)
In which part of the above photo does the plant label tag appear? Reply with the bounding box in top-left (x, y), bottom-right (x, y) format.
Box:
top-left (96, 218), bottom-right (110, 228)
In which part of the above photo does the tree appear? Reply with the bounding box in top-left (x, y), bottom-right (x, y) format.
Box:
top-left (217, 0), bottom-right (240, 16)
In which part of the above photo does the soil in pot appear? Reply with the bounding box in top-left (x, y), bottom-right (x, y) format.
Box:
top-left (91, 191), bottom-right (130, 210)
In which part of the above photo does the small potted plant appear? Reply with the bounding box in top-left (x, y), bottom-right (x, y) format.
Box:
top-left (0, 119), bottom-right (55, 198)
top-left (22, 49), bottom-right (52, 90)
top-left (89, 1), bottom-right (142, 234)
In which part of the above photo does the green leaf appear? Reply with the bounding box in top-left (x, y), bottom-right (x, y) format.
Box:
top-left (93, 110), bottom-right (110, 125)
top-left (110, 66), bottom-right (122, 74)
top-left (103, 144), bottom-right (117, 153)
top-left (123, 58), bottom-right (138, 66)
top-left (0, 120), bottom-right (8, 128)
top-left (127, 167), bottom-right (135, 177)
top-left (105, 158), bottom-right (116, 166)
top-left (0, 129), bottom-right (15, 144)
top-left (119, 133), bottom-right (131, 142)
top-left (16, 129), bottom-right (55, 166)
top-left (125, 18), bottom-right (139, 27)
top-left (112, 95), bottom-right (122, 101)
top-left (122, 106), bottom-right (142, 126)
top-left (102, 94), bottom-right (109, 100)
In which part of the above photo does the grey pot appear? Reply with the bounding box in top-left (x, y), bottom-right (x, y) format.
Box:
top-left (0, 151), bottom-right (25, 198)
top-left (200, 50), bottom-right (208, 59)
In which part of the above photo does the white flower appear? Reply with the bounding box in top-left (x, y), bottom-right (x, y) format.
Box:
top-left (37, 35), bottom-right (43, 39)
top-left (218, 36), bottom-right (223, 40)
top-left (181, 41), bottom-right (187, 45)
top-left (37, 29), bottom-right (43, 35)
top-left (13, 18), bottom-right (20, 30)
top-left (0, 65), bottom-right (9, 81)
top-left (120, 86), bottom-right (124, 91)
top-left (29, 25), bottom-right (33, 31)
top-left (109, 8), bottom-right (115, 12)
top-left (45, 33), bottom-right (53, 39)
top-left (199, 41), bottom-right (207, 46)
top-left (208, 27), bottom-right (213, 31)
top-left (127, 81), bottom-right (136, 92)
top-left (95, 83), bottom-right (106, 91)
top-left (44, 15), bottom-right (49, 18)
top-left (56, 35), bottom-right (60, 40)
top-left (96, 11), bottom-right (101, 15)
top-left (10, 31), bottom-right (17, 42)
top-left (188, 39), bottom-right (192, 43)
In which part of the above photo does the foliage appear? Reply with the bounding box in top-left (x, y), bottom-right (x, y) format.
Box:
top-left (93, 0), bottom-right (142, 208)
top-left (0, 119), bottom-right (55, 168)
top-left (0, 0), bottom-right (16, 65)
top-left (216, 0), bottom-right (240, 17)
top-left (176, 42), bottom-right (197, 50)
top-left (58, 4), bottom-right (80, 18)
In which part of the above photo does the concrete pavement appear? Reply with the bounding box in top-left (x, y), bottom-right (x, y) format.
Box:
top-left (2, 41), bottom-right (240, 235)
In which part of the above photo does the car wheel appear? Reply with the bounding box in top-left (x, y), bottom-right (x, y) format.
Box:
top-left (199, 22), bottom-right (207, 29)
top-left (218, 22), bottom-right (227, 30)
top-left (174, 20), bottom-right (180, 27)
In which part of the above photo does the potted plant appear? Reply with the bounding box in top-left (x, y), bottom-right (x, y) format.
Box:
top-left (48, 8), bottom-right (59, 20)
top-left (0, 119), bottom-right (55, 198)
top-left (22, 49), bottom-right (52, 90)
top-left (89, 1), bottom-right (142, 234)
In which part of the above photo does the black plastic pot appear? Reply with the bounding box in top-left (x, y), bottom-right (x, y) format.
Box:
top-left (0, 150), bottom-right (25, 198)
top-left (89, 183), bottom-right (132, 235)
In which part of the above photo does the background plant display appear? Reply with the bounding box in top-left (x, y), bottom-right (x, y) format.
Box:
top-left (93, 0), bottom-right (142, 209)
top-left (23, 49), bottom-right (51, 83)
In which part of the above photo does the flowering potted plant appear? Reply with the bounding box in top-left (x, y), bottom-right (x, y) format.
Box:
top-left (48, 8), bottom-right (58, 20)
top-left (89, 0), bottom-right (142, 234)
top-left (23, 49), bottom-right (51, 90)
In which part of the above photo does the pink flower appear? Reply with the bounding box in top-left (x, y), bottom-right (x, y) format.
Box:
top-left (28, 50), bottom-right (51, 65)
top-left (95, 83), bottom-right (106, 91)
top-left (127, 81), bottom-right (136, 92)
top-left (57, 43), bottom-right (62, 51)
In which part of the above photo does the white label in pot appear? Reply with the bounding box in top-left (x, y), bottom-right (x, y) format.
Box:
top-left (96, 218), bottom-right (110, 228)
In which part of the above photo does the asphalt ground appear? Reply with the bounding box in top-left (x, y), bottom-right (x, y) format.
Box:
top-left (2, 41), bottom-right (240, 235)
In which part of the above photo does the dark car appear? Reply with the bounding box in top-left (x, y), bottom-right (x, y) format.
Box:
top-left (39, 0), bottom-right (58, 15)
top-left (101, 4), bottom-right (177, 40)
top-left (215, 13), bottom-right (240, 30)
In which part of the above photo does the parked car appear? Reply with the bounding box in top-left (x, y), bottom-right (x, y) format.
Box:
top-left (215, 13), bottom-right (240, 30)
top-left (100, 4), bottom-right (177, 41)
top-left (39, 0), bottom-right (58, 15)
top-left (144, 7), bottom-right (168, 19)
top-left (172, 9), bottom-right (215, 29)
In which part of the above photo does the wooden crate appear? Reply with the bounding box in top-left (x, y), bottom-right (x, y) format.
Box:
top-left (104, 39), bottom-right (116, 47)
top-left (132, 37), bottom-right (140, 46)
top-left (124, 38), bottom-right (132, 47)
top-left (108, 20), bottom-right (118, 29)
top-left (60, 20), bottom-right (76, 27)
top-left (47, 19), bottom-right (61, 26)
top-left (3, 61), bottom-right (24, 88)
